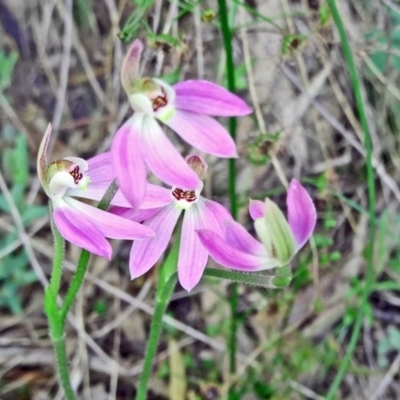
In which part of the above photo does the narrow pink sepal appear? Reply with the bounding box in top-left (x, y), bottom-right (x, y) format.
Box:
top-left (141, 116), bottom-right (199, 189)
top-left (249, 200), bottom-right (264, 220)
top-left (87, 152), bottom-right (113, 183)
top-left (65, 197), bottom-right (155, 240)
top-left (143, 184), bottom-right (172, 209)
top-left (110, 206), bottom-right (162, 223)
top-left (178, 205), bottom-right (208, 292)
top-left (111, 117), bottom-right (147, 209)
top-left (67, 181), bottom-right (129, 207)
top-left (287, 179), bottom-right (317, 250)
top-left (173, 80), bottom-right (252, 116)
top-left (201, 199), bottom-right (232, 236)
top-left (121, 39), bottom-right (143, 94)
top-left (166, 110), bottom-right (238, 158)
top-left (224, 220), bottom-right (268, 257)
top-left (197, 229), bottom-right (272, 271)
top-left (53, 203), bottom-right (112, 259)
top-left (129, 204), bottom-right (182, 279)
top-left (68, 182), bottom-right (170, 210)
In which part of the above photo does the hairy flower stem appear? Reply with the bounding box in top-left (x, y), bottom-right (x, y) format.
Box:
top-left (48, 203), bottom-right (65, 299)
top-left (45, 211), bottom-right (76, 400)
top-left (204, 267), bottom-right (292, 288)
top-left (217, 0), bottom-right (239, 379)
top-left (45, 180), bottom-right (119, 400)
top-left (135, 231), bottom-right (181, 400)
top-left (135, 275), bottom-right (177, 400)
top-left (325, 1), bottom-right (376, 398)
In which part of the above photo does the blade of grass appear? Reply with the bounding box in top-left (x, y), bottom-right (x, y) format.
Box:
top-left (325, 1), bottom-right (376, 398)
top-left (217, 0), bottom-right (239, 380)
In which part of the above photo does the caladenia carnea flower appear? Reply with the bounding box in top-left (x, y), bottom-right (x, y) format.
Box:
top-left (197, 180), bottom-right (317, 271)
top-left (112, 38), bottom-right (252, 209)
top-left (114, 154), bottom-right (233, 292)
top-left (37, 124), bottom-right (159, 259)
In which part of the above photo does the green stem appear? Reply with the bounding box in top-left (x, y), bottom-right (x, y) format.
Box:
top-left (52, 333), bottom-right (76, 400)
top-left (325, 1), bottom-right (376, 398)
top-left (136, 230), bottom-right (181, 400)
top-left (48, 203), bottom-right (65, 300)
top-left (204, 266), bottom-right (292, 288)
top-left (217, 0), bottom-right (239, 378)
top-left (45, 209), bottom-right (75, 399)
top-left (135, 274), bottom-right (177, 400)
top-left (59, 249), bottom-right (90, 324)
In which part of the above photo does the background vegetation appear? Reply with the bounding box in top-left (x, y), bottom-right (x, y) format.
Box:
top-left (1, 0), bottom-right (400, 398)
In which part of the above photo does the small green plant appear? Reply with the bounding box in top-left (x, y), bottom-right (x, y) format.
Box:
top-left (0, 131), bottom-right (47, 313)
top-left (366, 9), bottom-right (400, 73)
top-left (377, 326), bottom-right (400, 368)
top-left (246, 132), bottom-right (281, 167)
top-left (0, 50), bottom-right (18, 91)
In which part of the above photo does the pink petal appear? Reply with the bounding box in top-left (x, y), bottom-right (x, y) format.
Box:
top-left (224, 220), bottom-right (269, 257)
top-left (87, 152), bottom-right (113, 182)
top-left (287, 179), bottom-right (317, 250)
top-left (65, 197), bottom-right (155, 239)
top-left (129, 204), bottom-right (181, 279)
top-left (178, 205), bottom-right (208, 292)
top-left (197, 229), bottom-right (274, 271)
top-left (111, 116), bottom-right (147, 209)
top-left (141, 116), bottom-right (199, 189)
top-left (110, 206), bottom-right (162, 223)
top-left (173, 80), bottom-right (252, 116)
top-left (121, 39), bottom-right (143, 94)
top-left (68, 182), bottom-right (171, 209)
top-left (200, 198), bottom-right (232, 236)
top-left (67, 181), bottom-right (129, 207)
top-left (166, 110), bottom-right (237, 158)
top-left (143, 184), bottom-right (172, 209)
top-left (249, 200), bottom-right (265, 220)
top-left (53, 201), bottom-right (112, 259)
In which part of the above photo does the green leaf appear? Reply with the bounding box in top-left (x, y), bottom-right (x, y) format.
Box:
top-left (0, 50), bottom-right (19, 90)
top-left (21, 205), bottom-right (48, 226)
top-left (3, 134), bottom-right (29, 186)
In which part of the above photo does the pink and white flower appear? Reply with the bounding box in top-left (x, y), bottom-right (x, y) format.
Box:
top-left (112, 39), bottom-right (252, 209)
top-left (197, 180), bottom-right (317, 271)
top-left (115, 155), bottom-right (233, 292)
top-left (37, 124), bottom-right (157, 259)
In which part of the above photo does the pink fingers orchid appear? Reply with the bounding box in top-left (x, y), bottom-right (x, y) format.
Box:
top-left (37, 124), bottom-right (156, 260)
top-left (112, 39), bottom-right (252, 209)
top-left (197, 180), bottom-right (317, 271)
top-left (116, 155), bottom-right (233, 292)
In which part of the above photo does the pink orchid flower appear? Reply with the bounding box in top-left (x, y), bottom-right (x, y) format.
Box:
top-left (112, 39), bottom-right (252, 209)
top-left (197, 180), bottom-right (317, 271)
top-left (114, 155), bottom-right (233, 292)
top-left (37, 124), bottom-right (160, 259)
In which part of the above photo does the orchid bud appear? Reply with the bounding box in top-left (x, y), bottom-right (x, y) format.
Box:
top-left (121, 39), bottom-right (143, 95)
top-left (254, 198), bottom-right (296, 266)
top-left (186, 154), bottom-right (207, 180)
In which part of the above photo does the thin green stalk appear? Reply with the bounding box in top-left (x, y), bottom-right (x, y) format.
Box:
top-left (46, 212), bottom-right (75, 399)
top-left (135, 230), bottom-right (181, 400)
top-left (217, 0), bottom-right (239, 378)
top-left (52, 333), bottom-right (76, 400)
top-left (59, 249), bottom-right (90, 324)
top-left (204, 266), bottom-right (292, 288)
top-left (135, 274), bottom-right (177, 400)
top-left (48, 203), bottom-right (65, 300)
top-left (325, 1), bottom-right (376, 398)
